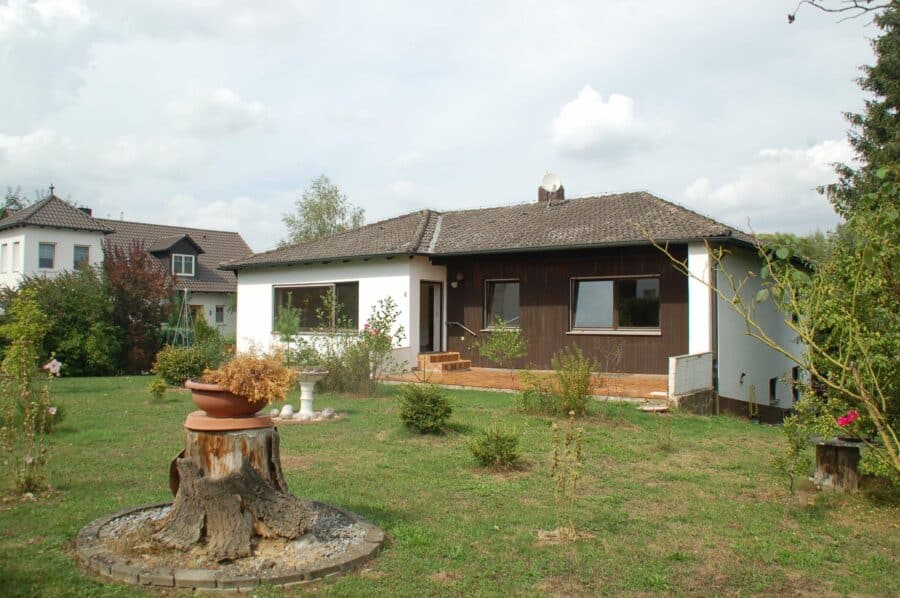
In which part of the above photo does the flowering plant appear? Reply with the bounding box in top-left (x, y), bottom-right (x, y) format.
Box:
top-left (42, 357), bottom-right (62, 377)
top-left (837, 410), bottom-right (860, 428)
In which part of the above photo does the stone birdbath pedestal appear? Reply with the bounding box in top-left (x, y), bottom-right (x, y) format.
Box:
top-left (75, 363), bottom-right (383, 590)
top-left (296, 369), bottom-right (329, 420)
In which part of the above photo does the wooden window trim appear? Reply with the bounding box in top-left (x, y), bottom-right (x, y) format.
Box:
top-left (569, 275), bottom-right (661, 333)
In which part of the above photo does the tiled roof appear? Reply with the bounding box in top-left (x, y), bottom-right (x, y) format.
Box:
top-left (221, 210), bottom-right (431, 269)
top-left (147, 234), bottom-right (205, 254)
top-left (222, 192), bottom-right (758, 270)
top-left (0, 195), bottom-right (113, 233)
top-left (98, 219), bottom-right (252, 293)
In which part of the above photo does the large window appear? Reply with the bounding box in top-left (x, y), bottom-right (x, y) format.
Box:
top-left (484, 279), bottom-right (520, 327)
top-left (571, 277), bottom-right (660, 331)
top-left (273, 282), bottom-right (359, 330)
top-left (38, 243), bottom-right (55, 269)
top-left (74, 245), bottom-right (90, 268)
top-left (172, 254), bottom-right (196, 276)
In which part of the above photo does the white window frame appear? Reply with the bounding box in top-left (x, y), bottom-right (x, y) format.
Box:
top-left (214, 305), bottom-right (225, 324)
top-left (38, 242), bottom-right (56, 270)
top-left (0, 243), bottom-right (7, 274)
top-left (73, 244), bottom-right (91, 268)
top-left (568, 275), bottom-right (662, 337)
top-left (172, 254), bottom-right (196, 277)
top-left (482, 278), bottom-right (521, 331)
top-left (12, 241), bottom-right (20, 272)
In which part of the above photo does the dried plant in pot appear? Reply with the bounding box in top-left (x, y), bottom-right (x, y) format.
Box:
top-left (185, 353), bottom-right (296, 418)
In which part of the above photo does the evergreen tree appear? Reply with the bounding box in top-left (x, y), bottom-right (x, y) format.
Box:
top-left (832, 3), bottom-right (900, 216)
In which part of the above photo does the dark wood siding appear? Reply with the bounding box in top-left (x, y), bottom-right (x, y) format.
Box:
top-left (437, 245), bottom-right (688, 374)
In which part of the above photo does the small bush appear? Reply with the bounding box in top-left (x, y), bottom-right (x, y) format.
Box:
top-left (467, 423), bottom-right (521, 469)
top-left (551, 346), bottom-right (593, 417)
top-left (514, 371), bottom-right (557, 415)
top-left (202, 353), bottom-right (295, 406)
top-left (398, 383), bottom-right (452, 433)
top-left (152, 345), bottom-right (208, 386)
top-left (147, 377), bottom-right (168, 400)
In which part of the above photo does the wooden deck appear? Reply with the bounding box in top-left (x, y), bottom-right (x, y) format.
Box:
top-left (384, 367), bottom-right (667, 400)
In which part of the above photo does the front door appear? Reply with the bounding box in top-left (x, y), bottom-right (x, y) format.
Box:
top-left (419, 281), bottom-right (442, 352)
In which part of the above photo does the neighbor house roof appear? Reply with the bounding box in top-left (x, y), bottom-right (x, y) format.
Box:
top-left (221, 192), bottom-right (758, 270)
top-left (0, 195), bottom-right (114, 234)
top-left (98, 219), bottom-right (252, 293)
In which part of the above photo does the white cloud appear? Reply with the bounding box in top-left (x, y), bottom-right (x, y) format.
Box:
top-left (169, 88), bottom-right (267, 137)
top-left (551, 86), bottom-right (652, 158)
top-left (390, 179), bottom-right (415, 198)
top-left (682, 138), bottom-right (855, 233)
top-left (0, 0), bottom-right (91, 39)
top-left (161, 194), bottom-right (282, 251)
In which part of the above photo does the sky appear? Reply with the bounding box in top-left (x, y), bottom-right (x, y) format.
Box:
top-left (0, 0), bottom-right (879, 252)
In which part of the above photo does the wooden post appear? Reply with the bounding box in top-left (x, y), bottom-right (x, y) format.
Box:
top-left (153, 413), bottom-right (316, 561)
top-left (811, 437), bottom-right (863, 492)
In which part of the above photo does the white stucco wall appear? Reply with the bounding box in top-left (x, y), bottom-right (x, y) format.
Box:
top-left (408, 256), bottom-right (447, 355)
top-left (187, 291), bottom-right (237, 338)
top-left (716, 247), bottom-right (803, 409)
top-left (235, 257), bottom-right (420, 366)
top-left (0, 226), bottom-right (105, 289)
top-left (687, 242), bottom-right (713, 354)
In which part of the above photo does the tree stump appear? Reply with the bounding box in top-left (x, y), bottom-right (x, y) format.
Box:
top-left (811, 437), bottom-right (863, 492)
top-left (153, 414), bottom-right (316, 561)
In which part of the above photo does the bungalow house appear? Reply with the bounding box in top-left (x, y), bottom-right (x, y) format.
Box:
top-left (222, 185), bottom-right (802, 418)
top-left (0, 192), bottom-right (253, 337)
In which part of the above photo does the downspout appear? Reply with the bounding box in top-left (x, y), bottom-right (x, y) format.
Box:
top-left (709, 244), bottom-right (720, 415)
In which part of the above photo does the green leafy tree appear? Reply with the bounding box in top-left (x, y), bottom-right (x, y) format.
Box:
top-left (0, 267), bottom-right (120, 376)
top-left (280, 175), bottom-right (365, 247)
top-left (2, 186), bottom-right (33, 218)
top-left (757, 231), bottom-right (830, 263)
top-left (476, 317), bottom-right (527, 371)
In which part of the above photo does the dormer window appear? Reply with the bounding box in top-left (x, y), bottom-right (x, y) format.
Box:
top-left (172, 254), bottom-right (196, 277)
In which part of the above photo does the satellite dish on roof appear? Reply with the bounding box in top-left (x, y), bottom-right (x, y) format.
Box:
top-left (541, 172), bottom-right (562, 193)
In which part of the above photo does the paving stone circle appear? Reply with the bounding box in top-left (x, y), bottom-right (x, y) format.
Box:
top-left (75, 502), bottom-right (385, 590)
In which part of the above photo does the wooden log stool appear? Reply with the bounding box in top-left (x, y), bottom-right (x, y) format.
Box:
top-left (810, 436), bottom-right (864, 493)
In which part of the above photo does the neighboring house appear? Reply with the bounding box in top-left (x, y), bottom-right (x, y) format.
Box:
top-left (96, 219), bottom-right (253, 338)
top-left (223, 186), bottom-right (803, 418)
top-left (0, 192), bottom-right (253, 338)
top-left (0, 193), bottom-right (111, 289)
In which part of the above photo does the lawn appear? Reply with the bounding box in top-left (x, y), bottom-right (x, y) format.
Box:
top-left (1, 376), bottom-right (897, 596)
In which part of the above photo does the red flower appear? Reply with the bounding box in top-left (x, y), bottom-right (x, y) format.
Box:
top-left (837, 410), bottom-right (859, 427)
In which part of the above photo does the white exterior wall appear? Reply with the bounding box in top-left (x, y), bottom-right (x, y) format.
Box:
top-left (408, 256), bottom-right (447, 354)
top-left (187, 291), bottom-right (237, 338)
top-left (716, 248), bottom-right (803, 409)
top-left (235, 258), bottom-right (418, 366)
top-left (0, 226), bottom-right (105, 289)
top-left (687, 242), bottom-right (713, 354)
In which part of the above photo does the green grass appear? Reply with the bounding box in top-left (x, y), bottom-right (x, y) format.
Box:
top-left (1, 376), bottom-right (897, 596)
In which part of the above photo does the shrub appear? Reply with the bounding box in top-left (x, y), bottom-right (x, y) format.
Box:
top-left (467, 423), bottom-right (521, 469)
top-left (152, 345), bottom-right (208, 386)
top-left (398, 383), bottom-right (452, 433)
top-left (551, 346), bottom-right (593, 417)
top-left (514, 371), bottom-right (557, 415)
top-left (0, 266), bottom-right (120, 376)
top-left (41, 403), bottom-right (65, 433)
top-left (475, 317), bottom-right (527, 375)
top-left (202, 353), bottom-right (296, 406)
top-left (194, 318), bottom-right (226, 371)
top-left (147, 377), bottom-right (168, 400)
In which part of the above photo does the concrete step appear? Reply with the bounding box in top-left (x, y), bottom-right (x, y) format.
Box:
top-left (417, 352), bottom-right (461, 369)
top-left (430, 359), bottom-right (472, 372)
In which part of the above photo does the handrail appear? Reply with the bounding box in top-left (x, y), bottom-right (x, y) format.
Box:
top-left (446, 321), bottom-right (478, 337)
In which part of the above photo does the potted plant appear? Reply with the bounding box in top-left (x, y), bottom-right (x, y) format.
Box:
top-left (185, 353), bottom-right (296, 418)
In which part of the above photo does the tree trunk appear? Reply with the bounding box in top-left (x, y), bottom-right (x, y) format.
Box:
top-left (153, 426), bottom-right (315, 561)
top-left (813, 441), bottom-right (862, 492)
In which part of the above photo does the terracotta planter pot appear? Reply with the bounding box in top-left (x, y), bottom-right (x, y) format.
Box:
top-left (185, 380), bottom-right (261, 418)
